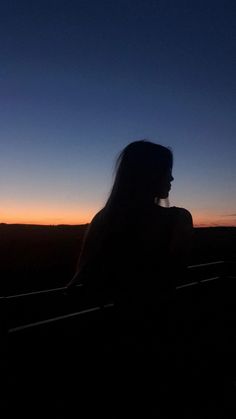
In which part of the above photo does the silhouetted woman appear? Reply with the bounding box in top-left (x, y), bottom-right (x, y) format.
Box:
top-left (66, 141), bottom-right (232, 418)
top-left (68, 140), bottom-right (193, 329)
top-left (65, 140), bottom-right (194, 417)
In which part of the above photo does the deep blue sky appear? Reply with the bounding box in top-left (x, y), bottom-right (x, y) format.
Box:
top-left (1, 0), bottom-right (236, 225)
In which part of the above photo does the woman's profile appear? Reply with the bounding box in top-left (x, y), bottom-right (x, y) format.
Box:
top-left (68, 140), bottom-right (193, 323)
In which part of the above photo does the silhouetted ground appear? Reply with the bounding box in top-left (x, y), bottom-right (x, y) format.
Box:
top-left (0, 223), bottom-right (88, 295)
top-left (1, 223), bottom-right (236, 295)
top-left (191, 227), bottom-right (236, 265)
top-left (5, 224), bottom-right (236, 417)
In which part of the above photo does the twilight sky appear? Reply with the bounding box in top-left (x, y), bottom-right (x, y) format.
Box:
top-left (1, 0), bottom-right (236, 226)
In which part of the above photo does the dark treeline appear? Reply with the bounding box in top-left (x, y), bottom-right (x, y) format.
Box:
top-left (1, 223), bottom-right (236, 295)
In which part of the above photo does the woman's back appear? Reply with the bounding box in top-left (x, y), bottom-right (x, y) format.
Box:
top-left (73, 203), bottom-right (192, 307)
top-left (68, 140), bottom-right (193, 335)
top-left (67, 141), bottom-right (194, 407)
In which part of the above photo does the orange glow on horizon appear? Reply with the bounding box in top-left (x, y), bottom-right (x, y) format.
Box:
top-left (192, 210), bottom-right (236, 228)
top-left (0, 217), bottom-right (91, 225)
top-left (1, 214), bottom-right (236, 227)
top-left (1, 202), bottom-right (236, 227)
top-left (0, 203), bottom-right (96, 225)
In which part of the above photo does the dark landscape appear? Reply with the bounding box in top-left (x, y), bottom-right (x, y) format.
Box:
top-left (5, 223), bottom-right (236, 417)
top-left (1, 223), bottom-right (236, 296)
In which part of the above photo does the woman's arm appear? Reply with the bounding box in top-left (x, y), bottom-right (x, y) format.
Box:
top-left (67, 211), bottom-right (103, 288)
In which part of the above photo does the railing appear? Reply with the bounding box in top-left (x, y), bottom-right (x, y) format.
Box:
top-left (7, 259), bottom-right (233, 299)
top-left (8, 303), bottom-right (115, 333)
top-left (8, 260), bottom-right (236, 418)
top-left (7, 260), bottom-right (236, 333)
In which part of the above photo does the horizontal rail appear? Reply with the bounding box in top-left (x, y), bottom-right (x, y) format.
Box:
top-left (6, 283), bottom-right (83, 299)
top-left (9, 271), bottom-right (229, 333)
top-left (6, 286), bottom-right (67, 299)
top-left (176, 276), bottom-right (221, 289)
top-left (176, 281), bottom-right (199, 289)
top-left (187, 261), bottom-right (224, 269)
top-left (6, 260), bottom-right (228, 299)
top-left (9, 303), bottom-right (115, 333)
top-left (9, 306), bottom-right (101, 333)
top-left (200, 276), bottom-right (220, 283)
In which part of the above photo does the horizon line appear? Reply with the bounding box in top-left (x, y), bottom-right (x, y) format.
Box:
top-left (1, 221), bottom-right (236, 228)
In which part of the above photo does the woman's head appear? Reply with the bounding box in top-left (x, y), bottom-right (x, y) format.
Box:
top-left (106, 140), bottom-right (174, 210)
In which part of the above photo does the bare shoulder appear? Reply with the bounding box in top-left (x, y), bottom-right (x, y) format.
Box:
top-left (90, 209), bottom-right (104, 224)
top-left (88, 209), bottom-right (105, 231)
top-left (79, 209), bottom-right (105, 247)
top-left (171, 206), bottom-right (193, 227)
top-left (154, 205), bottom-right (193, 229)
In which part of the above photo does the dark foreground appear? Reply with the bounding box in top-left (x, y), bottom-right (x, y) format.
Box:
top-left (7, 261), bottom-right (236, 418)
top-left (1, 224), bottom-right (236, 295)
top-left (4, 225), bottom-right (236, 417)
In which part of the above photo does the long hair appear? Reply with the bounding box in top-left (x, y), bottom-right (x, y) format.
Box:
top-left (104, 140), bottom-right (173, 213)
top-left (69, 140), bottom-right (174, 288)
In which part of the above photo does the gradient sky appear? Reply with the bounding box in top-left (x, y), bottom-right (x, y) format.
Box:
top-left (1, 0), bottom-right (236, 226)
